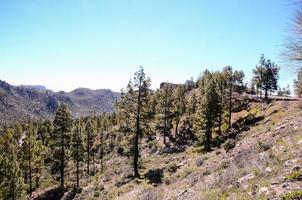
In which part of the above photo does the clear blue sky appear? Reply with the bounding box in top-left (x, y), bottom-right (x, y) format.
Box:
top-left (0, 0), bottom-right (297, 92)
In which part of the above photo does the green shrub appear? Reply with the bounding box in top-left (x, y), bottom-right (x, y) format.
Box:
top-left (217, 160), bottom-right (229, 171)
top-left (286, 171), bottom-right (302, 181)
top-left (257, 141), bottom-right (271, 152)
top-left (167, 163), bottom-right (178, 174)
top-left (147, 140), bottom-right (158, 149)
top-left (202, 169), bottom-right (211, 176)
top-left (222, 139), bottom-right (236, 152)
top-left (281, 190), bottom-right (302, 200)
top-left (176, 166), bottom-right (196, 179)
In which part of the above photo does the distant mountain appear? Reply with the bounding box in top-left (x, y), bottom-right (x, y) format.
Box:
top-left (0, 80), bottom-right (120, 123)
top-left (19, 85), bottom-right (47, 91)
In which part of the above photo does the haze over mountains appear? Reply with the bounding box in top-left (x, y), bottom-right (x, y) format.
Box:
top-left (0, 79), bottom-right (120, 122)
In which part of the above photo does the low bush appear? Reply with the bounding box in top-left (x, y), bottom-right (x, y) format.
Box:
top-left (281, 190), bottom-right (302, 200)
top-left (286, 171), bottom-right (302, 181)
top-left (222, 139), bottom-right (236, 152)
top-left (257, 141), bottom-right (271, 152)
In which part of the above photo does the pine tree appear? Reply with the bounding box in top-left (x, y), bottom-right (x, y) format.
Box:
top-left (155, 84), bottom-right (174, 146)
top-left (213, 71), bottom-right (227, 134)
top-left (253, 55), bottom-right (279, 99)
top-left (98, 116), bottom-right (109, 173)
top-left (294, 68), bottom-right (302, 97)
top-left (20, 123), bottom-right (46, 196)
top-left (115, 66), bottom-right (151, 177)
top-left (71, 119), bottom-right (85, 189)
top-left (223, 66), bottom-right (244, 129)
top-left (51, 104), bottom-right (72, 188)
top-left (85, 119), bottom-right (97, 176)
top-left (185, 89), bottom-right (197, 141)
top-left (195, 71), bottom-right (220, 152)
top-left (0, 128), bottom-right (23, 200)
top-left (172, 85), bottom-right (186, 139)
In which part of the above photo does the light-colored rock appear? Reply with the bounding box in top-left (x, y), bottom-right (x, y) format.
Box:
top-left (236, 174), bottom-right (255, 184)
top-left (177, 162), bottom-right (184, 167)
top-left (275, 125), bottom-right (286, 131)
top-left (258, 187), bottom-right (269, 195)
top-left (284, 159), bottom-right (297, 167)
top-left (266, 167), bottom-right (272, 173)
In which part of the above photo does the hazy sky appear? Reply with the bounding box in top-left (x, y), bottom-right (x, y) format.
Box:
top-left (0, 0), bottom-right (297, 92)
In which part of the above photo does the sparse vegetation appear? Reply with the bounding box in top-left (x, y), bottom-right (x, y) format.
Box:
top-left (281, 190), bottom-right (302, 200)
top-left (1, 1), bottom-right (302, 199)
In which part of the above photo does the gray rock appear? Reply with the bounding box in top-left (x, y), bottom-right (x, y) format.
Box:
top-left (291, 165), bottom-right (301, 172)
top-left (282, 182), bottom-right (289, 188)
top-left (236, 174), bottom-right (255, 184)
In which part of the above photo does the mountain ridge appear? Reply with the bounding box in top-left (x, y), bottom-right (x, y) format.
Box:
top-left (0, 79), bottom-right (120, 123)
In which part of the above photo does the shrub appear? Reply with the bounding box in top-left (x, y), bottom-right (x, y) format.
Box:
top-left (195, 156), bottom-right (205, 167)
top-left (177, 166), bottom-right (196, 179)
top-left (167, 163), bottom-right (178, 174)
top-left (202, 169), bottom-right (211, 176)
top-left (286, 171), bottom-right (302, 181)
top-left (257, 141), bottom-right (271, 152)
top-left (147, 140), bottom-right (158, 151)
top-left (222, 139), bottom-right (236, 152)
top-left (281, 190), bottom-right (302, 200)
top-left (217, 160), bottom-right (229, 171)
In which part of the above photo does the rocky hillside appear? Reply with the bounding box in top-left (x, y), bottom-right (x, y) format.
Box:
top-left (68, 100), bottom-right (302, 200)
top-left (0, 80), bottom-right (120, 122)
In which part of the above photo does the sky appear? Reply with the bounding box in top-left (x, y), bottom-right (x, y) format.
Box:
top-left (0, 0), bottom-right (298, 92)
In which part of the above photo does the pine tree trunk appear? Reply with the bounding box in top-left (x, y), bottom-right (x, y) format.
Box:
top-left (218, 88), bottom-right (223, 134)
top-left (76, 137), bottom-right (79, 189)
top-left (29, 153), bottom-right (32, 196)
top-left (101, 131), bottom-right (104, 173)
top-left (228, 82), bottom-right (232, 129)
top-left (61, 130), bottom-right (64, 188)
top-left (28, 132), bottom-right (33, 197)
top-left (93, 156), bottom-right (96, 175)
top-left (12, 170), bottom-right (15, 200)
top-left (163, 91), bottom-right (167, 146)
top-left (175, 118), bottom-right (179, 137)
top-left (35, 168), bottom-right (39, 188)
top-left (134, 83), bottom-right (141, 178)
top-left (87, 131), bottom-right (90, 176)
top-left (205, 116), bottom-right (212, 152)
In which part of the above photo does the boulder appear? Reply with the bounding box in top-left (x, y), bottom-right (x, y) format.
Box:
top-left (291, 165), bottom-right (301, 172)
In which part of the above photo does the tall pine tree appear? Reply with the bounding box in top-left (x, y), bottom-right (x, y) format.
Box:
top-left (51, 104), bottom-right (72, 188)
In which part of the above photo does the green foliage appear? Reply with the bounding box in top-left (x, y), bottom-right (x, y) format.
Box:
top-left (0, 128), bottom-right (24, 200)
top-left (257, 141), bottom-right (271, 152)
top-left (194, 70), bottom-right (220, 151)
top-left (51, 103), bottom-right (73, 187)
top-left (294, 68), bottom-right (302, 97)
top-left (20, 123), bottom-right (47, 195)
top-left (286, 171), bottom-right (302, 181)
top-left (252, 54), bottom-right (279, 99)
top-left (281, 190), bottom-right (302, 200)
top-left (115, 66), bottom-right (151, 177)
top-left (222, 139), bottom-right (236, 152)
top-left (154, 84), bottom-right (174, 146)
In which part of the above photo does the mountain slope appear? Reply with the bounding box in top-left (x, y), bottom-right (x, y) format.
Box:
top-left (70, 100), bottom-right (302, 200)
top-left (0, 80), bottom-right (120, 122)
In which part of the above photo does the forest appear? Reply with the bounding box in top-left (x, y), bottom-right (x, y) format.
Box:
top-left (2, 1), bottom-right (302, 200)
top-left (0, 54), bottom-right (287, 199)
